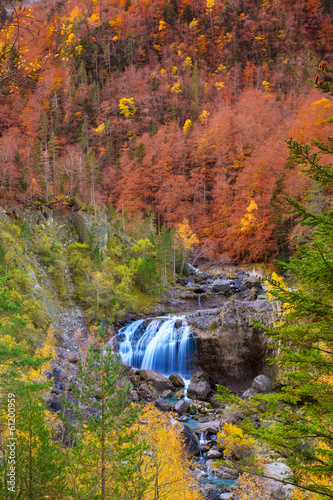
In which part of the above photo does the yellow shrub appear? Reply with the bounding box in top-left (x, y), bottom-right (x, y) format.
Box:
top-left (217, 423), bottom-right (257, 461)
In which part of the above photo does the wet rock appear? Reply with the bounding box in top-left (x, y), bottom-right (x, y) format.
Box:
top-left (188, 404), bottom-right (197, 415)
top-left (213, 465), bottom-right (240, 480)
top-left (197, 420), bottom-right (222, 433)
top-left (174, 400), bottom-right (189, 415)
top-left (252, 374), bottom-right (271, 393)
top-left (206, 448), bottom-right (223, 459)
top-left (160, 389), bottom-right (173, 399)
top-left (187, 380), bottom-right (211, 401)
top-left (212, 279), bottom-right (232, 294)
top-left (155, 398), bottom-right (173, 412)
top-left (169, 373), bottom-right (185, 387)
top-left (181, 424), bottom-right (200, 456)
top-left (201, 441), bottom-right (213, 452)
top-left (140, 370), bottom-right (174, 392)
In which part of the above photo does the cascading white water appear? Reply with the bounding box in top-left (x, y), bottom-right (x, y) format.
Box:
top-left (116, 316), bottom-right (196, 380)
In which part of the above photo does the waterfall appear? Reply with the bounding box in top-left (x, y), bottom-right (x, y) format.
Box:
top-left (116, 316), bottom-right (196, 379)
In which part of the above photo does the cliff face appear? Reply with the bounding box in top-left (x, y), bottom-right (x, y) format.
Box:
top-left (186, 300), bottom-right (282, 386)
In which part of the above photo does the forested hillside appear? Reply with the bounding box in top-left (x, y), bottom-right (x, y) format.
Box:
top-left (1, 0), bottom-right (333, 262)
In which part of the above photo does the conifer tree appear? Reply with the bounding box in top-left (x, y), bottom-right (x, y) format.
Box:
top-left (218, 65), bottom-right (333, 498)
top-left (63, 328), bottom-right (149, 500)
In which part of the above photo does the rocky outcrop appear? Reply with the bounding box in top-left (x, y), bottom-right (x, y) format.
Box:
top-left (73, 211), bottom-right (110, 249)
top-left (187, 368), bottom-right (212, 400)
top-left (169, 373), bottom-right (185, 387)
top-left (186, 299), bottom-right (280, 384)
top-left (252, 374), bottom-right (271, 393)
top-left (181, 424), bottom-right (200, 456)
top-left (139, 370), bottom-right (174, 392)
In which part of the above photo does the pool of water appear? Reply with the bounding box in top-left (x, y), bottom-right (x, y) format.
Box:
top-left (185, 419), bottom-right (200, 430)
top-left (201, 477), bottom-right (236, 489)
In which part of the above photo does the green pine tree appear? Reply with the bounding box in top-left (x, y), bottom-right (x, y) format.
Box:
top-left (217, 64), bottom-right (333, 498)
top-left (62, 328), bottom-right (149, 500)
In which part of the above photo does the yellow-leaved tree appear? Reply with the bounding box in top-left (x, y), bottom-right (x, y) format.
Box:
top-left (137, 405), bottom-right (204, 500)
top-left (175, 218), bottom-right (199, 275)
top-left (239, 199), bottom-right (258, 234)
top-left (119, 97), bottom-right (136, 120)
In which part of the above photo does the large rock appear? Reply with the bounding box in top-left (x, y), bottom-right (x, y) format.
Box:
top-left (191, 368), bottom-right (210, 383)
top-left (138, 382), bottom-right (158, 400)
top-left (203, 488), bottom-right (220, 500)
top-left (73, 211), bottom-right (110, 249)
top-left (206, 448), bottom-right (223, 459)
top-left (187, 380), bottom-right (211, 400)
top-left (154, 398), bottom-right (172, 412)
top-left (140, 370), bottom-right (174, 392)
top-left (262, 462), bottom-right (294, 500)
top-left (212, 279), bottom-right (232, 294)
top-left (174, 400), bottom-right (189, 415)
top-left (210, 464), bottom-right (240, 480)
top-left (181, 424), bottom-right (200, 456)
top-left (252, 374), bottom-right (271, 393)
top-left (197, 419), bottom-right (222, 434)
top-left (187, 300), bottom-right (280, 383)
top-left (169, 373), bottom-right (185, 387)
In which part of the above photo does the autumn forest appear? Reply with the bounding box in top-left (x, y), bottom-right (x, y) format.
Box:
top-left (2, 0), bottom-right (333, 499)
top-left (2, 0), bottom-right (333, 262)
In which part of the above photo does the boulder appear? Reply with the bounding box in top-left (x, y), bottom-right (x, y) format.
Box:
top-left (169, 373), bottom-right (185, 387)
top-left (252, 374), bottom-right (271, 393)
top-left (199, 271), bottom-right (213, 281)
top-left (160, 389), bottom-right (173, 399)
top-left (140, 370), bottom-right (174, 392)
top-left (154, 398), bottom-right (172, 412)
top-left (174, 400), bottom-right (189, 415)
top-left (191, 368), bottom-right (210, 383)
top-left (213, 465), bottom-right (240, 480)
top-left (67, 350), bottom-right (78, 363)
top-left (206, 448), bottom-right (223, 459)
top-left (181, 424), bottom-right (200, 456)
top-left (187, 380), bottom-right (211, 401)
top-left (197, 419), bottom-right (222, 434)
top-left (262, 462), bottom-right (294, 500)
top-left (188, 404), bottom-right (197, 415)
top-left (243, 278), bottom-right (263, 290)
top-left (212, 279), bottom-right (232, 294)
top-left (138, 383), bottom-right (158, 400)
top-left (241, 388), bottom-right (257, 399)
top-left (203, 488), bottom-right (220, 500)
top-left (220, 493), bottom-right (233, 500)
top-left (175, 389), bottom-right (185, 398)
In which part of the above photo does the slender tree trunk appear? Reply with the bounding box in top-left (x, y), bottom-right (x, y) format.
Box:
top-left (101, 351), bottom-right (105, 500)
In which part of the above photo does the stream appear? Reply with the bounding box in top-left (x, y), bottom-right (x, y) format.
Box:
top-left (115, 314), bottom-right (235, 491)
